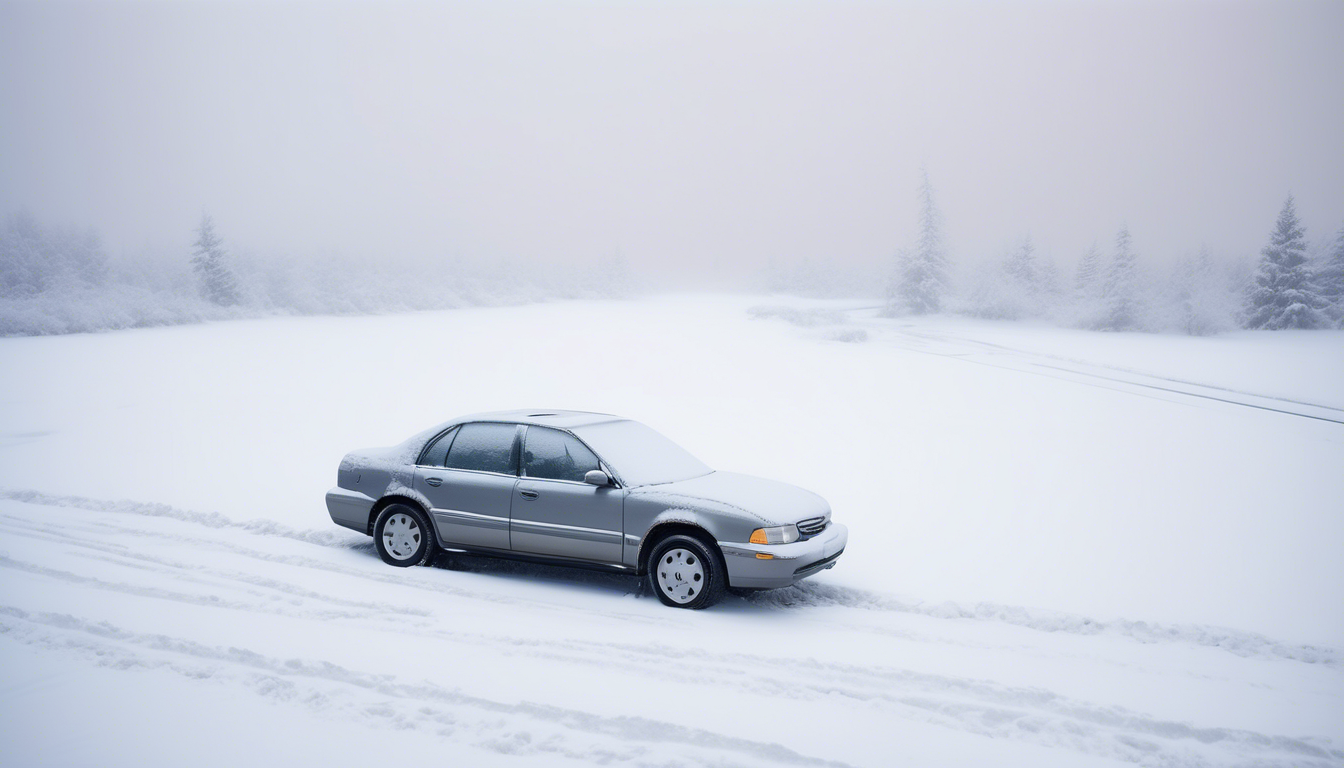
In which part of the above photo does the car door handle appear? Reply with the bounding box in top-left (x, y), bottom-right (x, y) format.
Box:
top-left (425, 477), bottom-right (443, 487)
top-left (519, 489), bottom-right (539, 499)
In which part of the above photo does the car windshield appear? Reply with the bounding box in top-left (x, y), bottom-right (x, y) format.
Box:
top-left (572, 419), bottom-right (712, 487)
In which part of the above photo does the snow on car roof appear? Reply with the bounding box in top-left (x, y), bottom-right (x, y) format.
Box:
top-left (450, 409), bottom-right (625, 429)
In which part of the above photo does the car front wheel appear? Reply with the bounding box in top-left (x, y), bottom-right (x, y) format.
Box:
top-left (646, 534), bottom-right (727, 609)
top-left (374, 503), bottom-right (437, 567)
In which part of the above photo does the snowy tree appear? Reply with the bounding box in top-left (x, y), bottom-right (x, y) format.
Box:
top-left (1068, 242), bottom-right (1108, 328)
top-left (1171, 249), bottom-right (1234, 335)
top-left (1244, 196), bottom-right (1328, 330)
top-left (1315, 225), bottom-right (1344, 325)
top-left (1038, 257), bottom-right (1062, 300)
top-left (0, 214), bottom-right (46, 297)
top-left (191, 214), bottom-right (239, 306)
top-left (1003, 236), bottom-right (1038, 288)
top-left (960, 238), bottom-right (1053, 321)
top-left (0, 214), bottom-right (108, 297)
top-left (1075, 242), bottom-right (1104, 296)
top-left (62, 225), bottom-right (109, 288)
top-left (999, 237), bottom-right (1042, 317)
top-left (885, 168), bottom-right (949, 315)
top-left (1098, 226), bottom-right (1141, 331)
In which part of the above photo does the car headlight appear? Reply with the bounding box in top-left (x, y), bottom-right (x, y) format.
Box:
top-left (749, 525), bottom-right (799, 545)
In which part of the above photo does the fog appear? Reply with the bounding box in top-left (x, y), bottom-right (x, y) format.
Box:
top-left (4, 5), bottom-right (1344, 758)
top-left (3, 0), bottom-right (1342, 281)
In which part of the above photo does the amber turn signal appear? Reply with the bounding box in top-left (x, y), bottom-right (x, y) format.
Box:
top-left (748, 525), bottom-right (800, 545)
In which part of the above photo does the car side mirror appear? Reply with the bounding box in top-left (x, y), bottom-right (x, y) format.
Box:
top-left (584, 469), bottom-right (613, 487)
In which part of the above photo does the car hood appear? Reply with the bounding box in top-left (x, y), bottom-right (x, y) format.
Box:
top-left (628, 471), bottom-right (830, 527)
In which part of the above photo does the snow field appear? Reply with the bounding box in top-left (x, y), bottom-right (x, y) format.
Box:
top-left (1, 294), bottom-right (1341, 766)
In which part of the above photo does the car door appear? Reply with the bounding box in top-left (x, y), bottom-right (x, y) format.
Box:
top-left (415, 422), bottom-right (520, 551)
top-left (511, 425), bottom-right (624, 563)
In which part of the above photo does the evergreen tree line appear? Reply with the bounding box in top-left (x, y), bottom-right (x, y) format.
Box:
top-left (873, 175), bottom-right (1344, 333)
top-left (0, 212), bottom-right (634, 336)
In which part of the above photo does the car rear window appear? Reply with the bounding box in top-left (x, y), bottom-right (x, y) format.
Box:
top-left (418, 427), bottom-right (458, 467)
top-left (444, 422), bottom-right (518, 475)
top-left (523, 426), bottom-right (600, 483)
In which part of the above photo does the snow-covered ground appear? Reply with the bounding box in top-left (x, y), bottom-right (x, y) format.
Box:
top-left (2, 295), bottom-right (1341, 767)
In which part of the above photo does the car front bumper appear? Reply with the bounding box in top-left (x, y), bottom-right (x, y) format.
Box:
top-left (718, 522), bottom-right (848, 589)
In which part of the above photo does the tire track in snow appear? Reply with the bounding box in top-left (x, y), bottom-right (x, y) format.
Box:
top-left (0, 554), bottom-right (371, 622)
top-left (0, 546), bottom-right (435, 626)
top-left (902, 326), bottom-right (1344, 414)
top-left (876, 326), bottom-right (1344, 424)
top-left (742, 582), bottom-right (1342, 667)
top-left (3, 569), bottom-right (1339, 768)
top-left (3, 487), bottom-right (1337, 667)
top-left (1026, 362), bottom-right (1344, 425)
top-left (4, 496), bottom-right (1342, 767)
top-left (0, 606), bottom-right (852, 768)
top-left (0, 513), bottom-right (433, 619)
top-left (341, 625), bottom-right (1344, 767)
top-left (5, 507), bottom-right (1233, 686)
top-left (0, 490), bottom-right (670, 627)
top-left (0, 506), bottom-right (1284, 718)
top-left (0, 488), bottom-right (362, 548)
top-left (373, 629), bottom-right (1344, 767)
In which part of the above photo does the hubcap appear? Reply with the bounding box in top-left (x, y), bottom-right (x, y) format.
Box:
top-left (656, 547), bottom-right (705, 604)
top-left (382, 512), bottom-right (422, 560)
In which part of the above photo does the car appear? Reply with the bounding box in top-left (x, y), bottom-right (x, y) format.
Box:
top-left (325, 410), bottom-right (847, 609)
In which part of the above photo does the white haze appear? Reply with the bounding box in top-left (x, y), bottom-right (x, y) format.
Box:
top-left (3, 0), bottom-right (1343, 281)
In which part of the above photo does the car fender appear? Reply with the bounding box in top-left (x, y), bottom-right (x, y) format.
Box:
top-left (628, 501), bottom-right (759, 571)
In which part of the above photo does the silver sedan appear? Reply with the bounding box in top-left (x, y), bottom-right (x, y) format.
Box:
top-left (326, 410), bottom-right (848, 609)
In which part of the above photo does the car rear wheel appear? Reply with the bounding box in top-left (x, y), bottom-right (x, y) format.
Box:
top-left (374, 503), bottom-right (437, 567)
top-left (646, 534), bottom-right (726, 609)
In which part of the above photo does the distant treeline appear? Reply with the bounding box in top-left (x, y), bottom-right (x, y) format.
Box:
top-left (764, 175), bottom-right (1344, 334)
top-left (6, 191), bottom-right (1343, 337)
top-left (0, 213), bottom-right (632, 336)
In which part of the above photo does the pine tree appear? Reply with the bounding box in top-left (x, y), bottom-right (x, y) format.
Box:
top-left (1003, 236), bottom-right (1038, 288)
top-left (1100, 226), bottom-right (1141, 331)
top-left (1001, 236), bottom-right (1046, 317)
top-left (886, 168), bottom-right (949, 315)
top-left (1038, 257), bottom-right (1063, 307)
top-left (1244, 196), bottom-right (1328, 330)
top-left (1315, 224), bottom-right (1344, 325)
top-left (1172, 248), bottom-right (1232, 336)
top-left (0, 214), bottom-right (108, 297)
top-left (191, 214), bottom-right (239, 306)
top-left (1075, 243), bottom-right (1104, 295)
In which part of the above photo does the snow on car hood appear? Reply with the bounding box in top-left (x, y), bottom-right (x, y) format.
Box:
top-left (629, 471), bottom-right (830, 527)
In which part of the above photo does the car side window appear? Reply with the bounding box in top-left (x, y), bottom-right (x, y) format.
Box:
top-left (418, 427), bottom-right (458, 467)
top-left (444, 423), bottom-right (518, 475)
top-left (523, 426), bottom-right (600, 483)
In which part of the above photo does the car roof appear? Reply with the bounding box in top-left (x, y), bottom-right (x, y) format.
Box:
top-left (450, 409), bottom-right (627, 430)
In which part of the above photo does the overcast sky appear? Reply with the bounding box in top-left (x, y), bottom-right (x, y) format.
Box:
top-left (2, 0), bottom-right (1342, 277)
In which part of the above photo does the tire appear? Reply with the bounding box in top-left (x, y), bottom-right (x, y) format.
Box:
top-left (645, 533), bottom-right (727, 609)
top-left (373, 503), bottom-right (437, 568)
